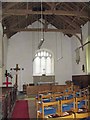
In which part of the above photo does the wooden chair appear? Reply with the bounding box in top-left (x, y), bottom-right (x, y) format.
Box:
top-left (59, 98), bottom-right (75, 118)
top-left (52, 93), bottom-right (64, 101)
top-left (38, 90), bottom-right (52, 95)
top-left (35, 93), bottom-right (52, 106)
top-left (64, 91), bottom-right (74, 100)
top-left (41, 94), bottom-right (52, 102)
top-left (75, 95), bottom-right (90, 119)
top-left (37, 101), bottom-right (60, 118)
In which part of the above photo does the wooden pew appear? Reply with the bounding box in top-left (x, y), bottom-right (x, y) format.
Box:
top-left (27, 85), bottom-right (52, 96)
top-left (26, 84), bottom-right (78, 96)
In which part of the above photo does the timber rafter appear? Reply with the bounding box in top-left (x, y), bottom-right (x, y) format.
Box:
top-left (2, 2), bottom-right (90, 38)
top-left (3, 9), bottom-right (89, 19)
top-left (4, 28), bottom-right (81, 35)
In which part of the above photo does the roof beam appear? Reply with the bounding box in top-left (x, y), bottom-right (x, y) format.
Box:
top-left (9, 17), bottom-right (27, 29)
top-left (3, 3), bottom-right (18, 12)
top-left (9, 15), bottom-right (40, 29)
top-left (4, 28), bottom-right (81, 35)
top-left (66, 5), bottom-right (87, 29)
top-left (46, 2), bottom-right (63, 10)
top-left (46, 2), bottom-right (56, 10)
top-left (3, 9), bottom-right (89, 18)
top-left (59, 16), bottom-right (81, 29)
top-left (2, 3), bottom-right (18, 20)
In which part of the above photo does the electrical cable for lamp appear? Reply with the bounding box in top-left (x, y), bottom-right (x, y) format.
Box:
top-left (38, 0), bottom-right (44, 49)
top-left (41, 0), bottom-right (43, 41)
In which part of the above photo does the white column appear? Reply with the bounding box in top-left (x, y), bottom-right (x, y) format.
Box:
top-left (0, 22), bottom-right (3, 87)
top-left (0, 2), bottom-right (2, 119)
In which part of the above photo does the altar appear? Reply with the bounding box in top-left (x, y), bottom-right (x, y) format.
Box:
top-left (37, 81), bottom-right (58, 85)
top-left (33, 75), bottom-right (55, 85)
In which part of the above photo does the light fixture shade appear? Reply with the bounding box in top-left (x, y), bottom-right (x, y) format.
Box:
top-left (38, 38), bottom-right (44, 49)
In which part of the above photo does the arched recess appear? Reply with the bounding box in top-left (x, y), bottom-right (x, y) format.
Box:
top-left (33, 49), bottom-right (54, 76)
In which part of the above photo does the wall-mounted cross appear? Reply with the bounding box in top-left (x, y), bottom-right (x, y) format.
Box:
top-left (10, 64), bottom-right (24, 87)
top-left (3, 70), bottom-right (12, 87)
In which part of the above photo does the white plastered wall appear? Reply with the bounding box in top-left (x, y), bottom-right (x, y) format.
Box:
top-left (71, 22), bottom-right (89, 75)
top-left (7, 21), bottom-right (72, 90)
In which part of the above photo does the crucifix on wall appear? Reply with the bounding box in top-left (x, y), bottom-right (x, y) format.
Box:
top-left (10, 64), bottom-right (24, 87)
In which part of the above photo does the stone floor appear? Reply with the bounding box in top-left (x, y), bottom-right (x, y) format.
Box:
top-left (0, 101), bottom-right (2, 120)
top-left (28, 100), bottom-right (37, 118)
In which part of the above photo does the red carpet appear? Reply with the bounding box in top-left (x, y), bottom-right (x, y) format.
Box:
top-left (11, 100), bottom-right (29, 118)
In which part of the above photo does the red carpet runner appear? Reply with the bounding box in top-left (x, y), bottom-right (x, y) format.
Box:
top-left (11, 100), bottom-right (29, 118)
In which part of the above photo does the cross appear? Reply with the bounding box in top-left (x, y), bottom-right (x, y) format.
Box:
top-left (3, 70), bottom-right (12, 87)
top-left (10, 64), bottom-right (24, 87)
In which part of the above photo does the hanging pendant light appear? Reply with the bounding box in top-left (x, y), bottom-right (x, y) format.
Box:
top-left (38, 38), bottom-right (44, 49)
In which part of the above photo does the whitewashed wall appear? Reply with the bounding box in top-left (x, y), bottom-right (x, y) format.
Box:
top-left (71, 22), bottom-right (89, 75)
top-left (7, 32), bottom-right (33, 91)
top-left (6, 21), bottom-right (90, 90)
top-left (0, 6), bottom-right (2, 120)
top-left (7, 21), bottom-right (72, 90)
top-left (87, 22), bottom-right (90, 74)
top-left (2, 34), bottom-right (9, 86)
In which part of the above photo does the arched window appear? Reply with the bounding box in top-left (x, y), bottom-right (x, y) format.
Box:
top-left (33, 49), bottom-right (54, 76)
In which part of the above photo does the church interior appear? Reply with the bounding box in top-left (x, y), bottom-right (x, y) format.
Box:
top-left (0, 1), bottom-right (90, 119)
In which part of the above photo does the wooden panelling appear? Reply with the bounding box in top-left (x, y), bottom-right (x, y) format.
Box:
top-left (72, 75), bottom-right (90, 89)
top-left (51, 85), bottom-right (67, 93)
top-left (26, 85), bottom-right (72, 96)
top-left (27, 85), bottom-right (51, 96)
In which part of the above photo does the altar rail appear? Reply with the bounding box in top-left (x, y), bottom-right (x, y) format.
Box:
top-left (23, 82), bottom-right (57, 94)
top-left (1, 87), bottom-right (17, 119)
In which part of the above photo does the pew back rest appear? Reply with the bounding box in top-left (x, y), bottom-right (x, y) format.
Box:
top-left (75, 96), bottom-right (87, 112)
top-left (37, 101), bottom-right (60, 118)
top-left (60, 98), bottom-right (75, 116)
